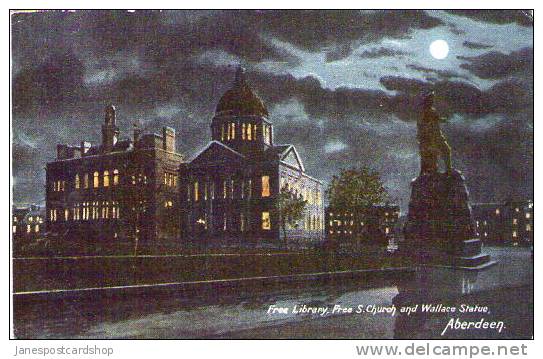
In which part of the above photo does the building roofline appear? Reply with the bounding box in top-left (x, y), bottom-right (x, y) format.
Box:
top-left (189, 140), bottom-right (246, 163)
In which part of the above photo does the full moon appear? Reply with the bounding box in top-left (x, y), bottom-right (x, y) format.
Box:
top-left (429, 40), bottom-right (449, 60)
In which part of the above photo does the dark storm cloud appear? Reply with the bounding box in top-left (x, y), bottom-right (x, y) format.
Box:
top-left (359, 47), bottom-right (409, 59)
top-left (458, 47), bottom-right (533, 80)
top-left (462, 41), bottom-right (493, 50)
top-left (11, 10), bottom-right (533, 208)
top-left (446, 10), bottom-right (533, 27)
top-left (405, 64), bottom-right (468, 81)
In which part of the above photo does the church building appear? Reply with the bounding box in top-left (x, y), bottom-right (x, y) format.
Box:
top-left (179, 67), bottom-right (324, 247)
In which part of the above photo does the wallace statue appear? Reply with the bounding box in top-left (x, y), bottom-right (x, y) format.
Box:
top-left (417, 91), bottom-right (452, 174)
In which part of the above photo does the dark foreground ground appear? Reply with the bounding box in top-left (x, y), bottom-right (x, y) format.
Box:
top-left (12, 247), bottom-right (532, 339)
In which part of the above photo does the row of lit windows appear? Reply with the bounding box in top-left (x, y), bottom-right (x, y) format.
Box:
top-left (194, 211), bottom-right (272, 231)
top-left (52, 180), bottom-right (66, 192)
top-left (303, 214), bottom-right (323, 231)
top-left (164, 172), bottom-right (177, 187)
top-left (329, 226), bottom-right (391, 235)
top-left (188, 177), bottom-right (269, 202)
top-left (49, 201), bottom-right (121, 222)
top-left (12, 216), bottom-right (43, 224)
top-left (280, 178), bottom-right (322, 206)
top-left (12, 224), bottom-right (40, 234)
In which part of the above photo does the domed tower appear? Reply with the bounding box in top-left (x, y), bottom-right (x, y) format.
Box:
top-left (211, 66), bottom-right (274, 155)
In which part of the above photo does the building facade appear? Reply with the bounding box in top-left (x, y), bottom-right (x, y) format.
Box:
top-left (180, 68), bottom-right (324, 247)
top-left (45, 105), bottom-right (183, 248)
top-left (325, 205), bottom-right (401, 249)
top-left (471, 200), bottom-right (533, 246)
top-left (12, 205), bottom-right (45, 246)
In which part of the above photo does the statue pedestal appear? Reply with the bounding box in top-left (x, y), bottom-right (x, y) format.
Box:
top-left (403, 170), bottom-right (494, 269)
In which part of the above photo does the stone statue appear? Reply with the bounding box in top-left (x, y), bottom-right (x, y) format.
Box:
top-left (417, 91), bottom-right (452, 174)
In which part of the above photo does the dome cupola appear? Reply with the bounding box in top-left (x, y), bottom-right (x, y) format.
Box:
top-left (215, 67), bottom-right (269, 118)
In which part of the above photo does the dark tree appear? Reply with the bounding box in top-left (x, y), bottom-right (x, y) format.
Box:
top-left (326, 167), bottom-right (389, 212)
top-left (275, 185), bottom-right (307, 243)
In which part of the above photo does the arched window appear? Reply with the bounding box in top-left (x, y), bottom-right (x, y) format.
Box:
top-left (247, 123), bottom-right (252, 140)
top-left (242, 123), bottom-right (246, 140)
top-left (253, 124), bottom-right (257, 140)
top-left (103, 170), bottom-right (110, 187)
top-left (93, 171), bottom-right (99, 188)
top-left (231, 122), bottom-right (236, 139)
top-left (84, 173), bottom-right (89, 189)
top-left (75, 174), bottom-right (80, 189)
top-left (113, 169), bottom-right (119, 185)
top-left (261, 176), bottom-right (270, 197)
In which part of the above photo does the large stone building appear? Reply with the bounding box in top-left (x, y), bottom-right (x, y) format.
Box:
top-left (12, 204), bottom-right (45, 253)
top-left (325, 205), bottom-right (401, 249)
top-left (45, 105), bottom-right (183, 248)
top-left (471, 200), bottom-right (533, 246)
top-left (180, 68), bottom-right (325, 247)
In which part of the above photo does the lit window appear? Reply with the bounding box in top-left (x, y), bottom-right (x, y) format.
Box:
top-left (495, 208), bottom-right (500, 215)
top-left (253, 124), bottom-right (257, 139)
top-left (227, 123), bottom-right (231, 140)
top-left (526, 224), bottom-right (531, 232)
top-left (93, 171), bottom-right (99, 188)
top-left (242, 123), bottom-right (246, 140)
top-left (113, 169), bottom-right (119, 185)
top-left (84, 173), bottom-right (89, 189)
top-left (75, 174), bottom-right (80, 189)
top-left (515, 207), bottom-right (520, 212)
top-left (12, 226), bottom-right (16, 234)
top-left (187, 184), bottom-right (191, 202)
top-left (262, 212), bottom-right (271, 230)
top-left (64, 209), bottom-right (69, 221)
top-left (27, 225), bottom-right (31, 233)
top-left (231, 122), bottom-right (236, 139)
top-left (261, 176), bottom-right (270, 197)
top-left (194, 181), bottom-right (199, 202)
top-left (513, 231), bottom-right (517, 238)
top-left (221, 124), bottom-right (225, 141)
top-left (526, 212), bottom-right (531, 219)
top-left (247, 179), bottom-right (252, 199)
top-left (513, 218), bottom-right (517, 225)
top-left (103, 170), bottom-right (110, 187)
top-left (484, 232), bottom-right (487, 237)
top-left (231, 179), bottom-right (235, 199)
top-left (247, 123), bottom-right (252, 140)
top-left (241, 213), bottom-right (246, 232)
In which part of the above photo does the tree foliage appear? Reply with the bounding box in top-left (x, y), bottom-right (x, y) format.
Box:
top-left (326, 167), bottom-right (388, 212)
top-left (275, 185), bottom-right (307, 242)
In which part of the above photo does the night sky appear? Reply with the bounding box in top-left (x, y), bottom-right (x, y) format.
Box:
top-left (11, 10), bottom-right (533, 210)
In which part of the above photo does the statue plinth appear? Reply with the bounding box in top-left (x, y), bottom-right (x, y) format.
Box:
top-left (403, 169), bottom-right (494, 268)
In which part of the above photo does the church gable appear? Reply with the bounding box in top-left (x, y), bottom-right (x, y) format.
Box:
top-left (280, 146), bottom-right (305, 172)
top-left (191, 141), bottom-right (245, 165)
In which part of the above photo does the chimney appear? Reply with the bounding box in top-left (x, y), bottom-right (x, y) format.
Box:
top-left (56, 144), bottom-right (70, 160)
top-left (162, 126), bottom-right (175, 152)
top-left (133, 123), bottom-right (142, 143)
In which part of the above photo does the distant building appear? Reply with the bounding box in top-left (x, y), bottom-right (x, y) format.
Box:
top-left (45, 105), bottom-right (184, 246)
top-left (325, 205), bottom-right (401, 248)
top-left (471, 200), bottom-right (533, 246)
top-left (12, 204), bottom-right (45, 242)
top-left (180, 67), bottom-right (324, 247)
